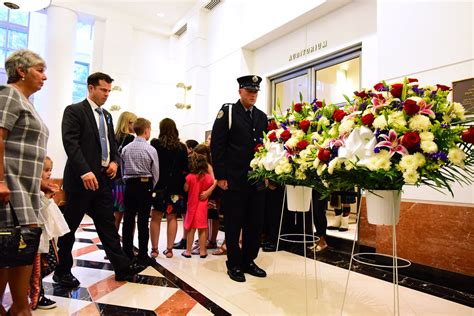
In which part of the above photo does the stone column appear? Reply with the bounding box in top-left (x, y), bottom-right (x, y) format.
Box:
top-left (37, 6), bottom-right (77, 177)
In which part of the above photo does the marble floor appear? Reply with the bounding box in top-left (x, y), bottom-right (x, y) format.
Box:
top-left (2, 215), bottom-right (472, 315)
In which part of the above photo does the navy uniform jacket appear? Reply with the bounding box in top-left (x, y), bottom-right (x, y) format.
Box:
top-left (210, 100), bottom-right (267, 191)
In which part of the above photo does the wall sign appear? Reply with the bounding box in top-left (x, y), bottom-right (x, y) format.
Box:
top-left (289, 40), bottom-right (328, 61)
top-left (452, 77), bottom-right (474, 114)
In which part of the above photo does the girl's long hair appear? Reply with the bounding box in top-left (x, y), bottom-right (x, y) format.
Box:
top-left (115, 111), bottom-right (137, 142)
top-left (158, 118), bottom-right (181, 150)
top-left (193, 144), bottom-right (212, 165)
top-left (189, 152), bottom-right (208, 175)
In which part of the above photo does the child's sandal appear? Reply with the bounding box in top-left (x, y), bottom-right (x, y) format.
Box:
top-left (150, 248), bottom-right (158, 258)
top-left (163, 248), bottom-right (173, 258)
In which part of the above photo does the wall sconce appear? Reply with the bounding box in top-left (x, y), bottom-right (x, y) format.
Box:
top-left (107, 85), bottom-right (123, 112)
top-left (3, 0), bottom-right (51, 11)
top-left (175, 82), bottom-right (192, 109)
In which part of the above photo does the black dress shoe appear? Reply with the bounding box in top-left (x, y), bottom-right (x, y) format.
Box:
top-left (243, 262), bottom-right (267, 277)
top-left (128, 262), bottom-right (146, 274)
top-left (136, 256), bottom-right (156, 267)
top-left (227, 267), bottom-right (246, 282)
top-left (173, 239), bottom-right (187, 249)
top-left (262, 243), bottom-right (277, 252)
top-left (115, 272), bottom-right (138, 282)
top-left (52, 272), bottom-right (80, 287)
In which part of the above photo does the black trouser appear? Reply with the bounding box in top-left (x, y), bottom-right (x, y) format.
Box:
top-left (123, 178), bottom-right (153, 259)
top-left (56, 175), bottom-right (132, 276)
top-left (222, 186), bottom-right (265, 270)
top-left (263, 187), bottom-right (284, 244)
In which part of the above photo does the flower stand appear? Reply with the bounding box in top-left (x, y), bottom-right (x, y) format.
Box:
top-left (341, 189), bottom-right (411, 316)
top-left (276, 185), bottom-right (320, 313)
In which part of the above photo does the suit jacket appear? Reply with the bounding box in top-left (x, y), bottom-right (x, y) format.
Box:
top-left (210, 99), bottom-right (267, 190)
top-left (62, 99), bottom-right (120, 192)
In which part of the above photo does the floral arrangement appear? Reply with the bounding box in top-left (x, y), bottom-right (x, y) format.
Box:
top-left (249, 79), bottom-right (474, 196)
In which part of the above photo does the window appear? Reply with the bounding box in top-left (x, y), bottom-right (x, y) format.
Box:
top-left (72, 61), bottom-right (89, 103)
top-left (0, 7), bottom-right (29, 83)
top-left (73, 20), bottom-right (93, 102)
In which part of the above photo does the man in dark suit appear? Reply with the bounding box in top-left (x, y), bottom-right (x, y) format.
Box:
top-left (210, 75), bottom-right (268, 282)
top-left (54, 72), bottom-right (141, 287)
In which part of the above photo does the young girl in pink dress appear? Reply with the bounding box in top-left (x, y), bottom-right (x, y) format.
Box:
top-left (182, 153), bottom-right (215, 258)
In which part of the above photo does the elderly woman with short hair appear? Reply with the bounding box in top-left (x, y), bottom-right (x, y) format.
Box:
top-left (0, 49), bottom-right (50, 316)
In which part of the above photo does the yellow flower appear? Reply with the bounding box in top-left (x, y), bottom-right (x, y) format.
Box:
top-left (373, 115), bottom-right (388, 129)
top-left (419, 131), bottom-right (434, 142)
top-left (448, 147), bottom-right (466, 167)
top-left (420, 140), bottom-right (438, 153)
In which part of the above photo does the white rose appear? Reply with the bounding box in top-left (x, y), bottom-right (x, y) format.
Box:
top-left (338, 119), bottom-right (355, 135)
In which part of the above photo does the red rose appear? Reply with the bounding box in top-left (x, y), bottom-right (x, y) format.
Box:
top-left (354, 90), bottom-right (368, 98)
top-left (436, 84), bottom-right (450, 91)
top-left (333, 109), bottom-right (346, 122)
top-left (317, 148), bottom-right (331, 162)
top-left (268, 131), bottom-right (277, 142)
top-left (374, 82), bottom-right (385, 91)
top-left (408, 78), bottom-right (418, 83)
top-left (401, 132), bottom-right (421, 150)
top-left (361, 113), bottom-right (375, 126)
top-left (461, 127), bottom-right (474, 144)
top-left (294, 103), bottom-right (302, 113)
top-left (267, 120), bottom-right (278, 131)
top-left (280, 130), bottom-right (291, 141)
top-left (299, 120), bottom-right (311, 133)
top-left (403, 99), bottom-right (420, 116)
top-left (296, 140), bottom-right (309, 151)
top-left (390, 83), bottom-right (404, 98)
top-left (315, 101), bottom-right (323, 108)
top-left (254, 144), bottom-right (263, 152)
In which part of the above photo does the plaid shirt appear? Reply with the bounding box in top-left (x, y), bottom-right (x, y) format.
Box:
top-left (0, 85), bottom-right (49, 226)
top-left (121, 137), bottom-right (159, 188)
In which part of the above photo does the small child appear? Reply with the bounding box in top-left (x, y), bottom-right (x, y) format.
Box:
top-left (29, 156), bottom-right (69, 309)
top-left (193, 144), bottom-right (219, 249)
top-left (182, 153), bottom-right (215, 258)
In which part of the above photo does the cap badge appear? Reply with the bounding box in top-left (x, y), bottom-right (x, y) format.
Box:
top-left (217, 110), bottom-right (224, 119)
top-left (252, 76), bottom-right (258, 83)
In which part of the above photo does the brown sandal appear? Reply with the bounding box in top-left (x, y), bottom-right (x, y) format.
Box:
top-left (150, 248), bottom-right (158, 258)
top-left (163, 248), bottom-right (173, 258)
top-left (212, 246), bottom-right (227, 256)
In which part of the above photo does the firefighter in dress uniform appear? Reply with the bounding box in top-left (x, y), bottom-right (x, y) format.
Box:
top-left (210, 75), bottom-right (268, 282)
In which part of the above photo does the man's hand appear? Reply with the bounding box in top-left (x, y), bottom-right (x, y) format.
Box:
top-left (106, 161), bottom-right (118, 179)
top-left (217, 179), bottom-right (228, 190)
top-left (82, 172), bottom-right (99, 191)
top-left (0, 182), bottom-right (10, 204)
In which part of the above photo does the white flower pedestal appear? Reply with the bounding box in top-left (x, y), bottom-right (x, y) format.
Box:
top-left (342, 189), bottom-right (410, 316)
top-left (285, 185), bottom-right (312, 212)
top-left (276, 184), bottom-right (320, 306)
top-left (365, 190), bottom-right (401, 225)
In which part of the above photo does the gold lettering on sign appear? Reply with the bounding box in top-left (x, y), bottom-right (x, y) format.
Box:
top-left (289, 40), bottom-right (328, 61)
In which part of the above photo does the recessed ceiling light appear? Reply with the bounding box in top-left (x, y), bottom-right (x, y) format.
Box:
top-left (156, 12), bottom-right (165, 17)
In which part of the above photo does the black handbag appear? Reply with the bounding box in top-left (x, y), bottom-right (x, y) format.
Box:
top-left (0, 202), bottom-right (42, 268)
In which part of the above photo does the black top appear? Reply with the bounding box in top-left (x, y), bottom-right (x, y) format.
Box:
top-left (116, 133), bottom-right (135, 179)
top-left (150, 139), bottom-right (188, 194)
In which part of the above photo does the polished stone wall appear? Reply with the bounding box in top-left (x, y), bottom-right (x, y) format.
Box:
top-left (359, 198), bottom-right (474, 276)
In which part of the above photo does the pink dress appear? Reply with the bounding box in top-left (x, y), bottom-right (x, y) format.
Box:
top-left (184, 173), bottom-right (214, 230)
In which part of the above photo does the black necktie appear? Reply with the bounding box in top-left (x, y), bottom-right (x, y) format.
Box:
top-left (246, 109), bottom-right (252, 120)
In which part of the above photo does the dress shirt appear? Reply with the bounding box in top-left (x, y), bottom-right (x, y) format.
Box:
top-left (87, 98), bottom-right (110, 166)
top-left (121, 137), bottom-right (160, 188)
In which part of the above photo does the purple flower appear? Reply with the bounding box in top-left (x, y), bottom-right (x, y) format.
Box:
top-left (374, 147), bottom-right (381, 153)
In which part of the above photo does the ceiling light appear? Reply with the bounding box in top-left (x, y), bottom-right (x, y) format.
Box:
top-left (3, 0), bottom-right (51, 11)
top-left (156, 12), bottom-right (165, 17)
